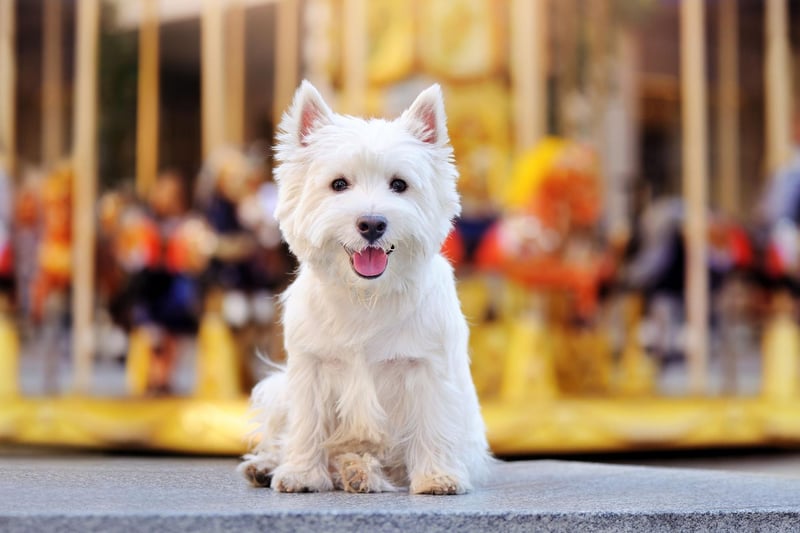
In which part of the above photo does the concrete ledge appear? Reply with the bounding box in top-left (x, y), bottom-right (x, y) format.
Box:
top-left (1, 456), bottom-right (799, 532)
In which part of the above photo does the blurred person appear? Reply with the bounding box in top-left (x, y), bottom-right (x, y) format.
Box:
top-left (25, 164), bottom-right (73, 393)
top-left (30, 165), bottom-right (72, 325)
top-left (120, 170), bottom-right (204, 395)
top-left (195, 146), bottom-right (288, 389)
top-left (195, 147), bottom-right (259, 292)
top-left (237, 141), bottom-right (296, 352)
top-left (94, 190), bottom-right (135, 365)
top-left (13, 172), bottom-right (42, 328)
top-left (623, 197), bottom-right (755, 389)
top-left (759, 109), bottom-right (800, 285)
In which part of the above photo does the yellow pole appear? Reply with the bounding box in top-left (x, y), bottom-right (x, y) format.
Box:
top-left (765, 0), bottom-right (793, 176)
top-left (0, 0), bottom-right (16, 174)
top-left (226, 0), bottom-right (246, 147)
top-left (136, 0), bottom-right (160, 198)
top-left (0, 0), bottom-right (17, 399)
top-left (341, 0), bottom-right (366, 116)
top-left (680, 0), bottom-right (710, 395)
top-left (202, 0), bottom-right (226, 158)
top-left (559, 0), bottom-right (578, 136)
top-left (0, 293), bottom-right (19, 398)
top-left (72, 0), bottom-right (101, 393)
top-left (274, 0), bottom-right (300, 121)
top-left (717, 0), bottom-right (739, 214)
top-left (510, 0), bottom-right (547, 152)
top-left (42, 0), bottom-right (63, 168)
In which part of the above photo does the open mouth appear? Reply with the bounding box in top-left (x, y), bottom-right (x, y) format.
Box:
top-left (346, 244), bottom-right (395, 279)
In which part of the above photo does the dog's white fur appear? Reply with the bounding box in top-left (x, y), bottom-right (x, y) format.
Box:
top-left (238, 81), bottom-right (491, 494)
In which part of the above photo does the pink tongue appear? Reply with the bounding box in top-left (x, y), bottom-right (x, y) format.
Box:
top-left (352, 247), bottom-right (388, 277)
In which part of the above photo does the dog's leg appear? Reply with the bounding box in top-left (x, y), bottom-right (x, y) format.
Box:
top-left (270, 357), bottom-right (334, 493)
top-left (401, 360), bottom-right (475, 495)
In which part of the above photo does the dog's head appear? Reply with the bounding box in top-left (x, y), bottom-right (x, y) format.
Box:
top-left (273, 81), bottom-right (460, 288)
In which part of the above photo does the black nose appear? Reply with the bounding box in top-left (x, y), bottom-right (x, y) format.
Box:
top-left (356, 215), bottom-right (387, 243)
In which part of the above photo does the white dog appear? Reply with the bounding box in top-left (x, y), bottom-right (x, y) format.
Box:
top-left (238, 81), bottom-right (491, 495)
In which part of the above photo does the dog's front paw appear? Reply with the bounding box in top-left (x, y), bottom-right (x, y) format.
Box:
top-left (271, 465), bottom-right (333, 493)
top-left (340, 455), bottom-right (370, 493)
top-left (238, 453), bottom-right (279, 488)
top-left (410, 474), bottom-right (466, 495)
top-left (332, 452), bottom-right (395, 493)
top-left (242, 463), bottom-right (274, 488)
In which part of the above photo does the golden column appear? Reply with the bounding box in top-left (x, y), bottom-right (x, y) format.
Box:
top-left (510, 0), bottom-right (548, 152)
top-left (226, 0), bottom-right (246, 147)
top-left (136, 0), bottom-right (160, 197)
top-left (202, 0), bottom-right (226, 158)
top-left (680, 0), bottom-right (710, 394)
top-left (72, 0), bottom-right (101, 393)
top-left (341, 0), bottom-right (366, 116)
top-left (274, 0), bottom-right (300, 121)
top-left (764, 0), bottom-right (792, 176)
top-left (42, 0), bottom-right (64, 167)
top-left (717, 0), bottom-right (739, 214)
top-left (0, 0), bottom-right (16, 173)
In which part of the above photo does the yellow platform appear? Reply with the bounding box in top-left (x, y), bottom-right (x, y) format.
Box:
top-left (2, 396), bottom-right (800, 455)
top-left (0, 397), bottom-right (249, 455)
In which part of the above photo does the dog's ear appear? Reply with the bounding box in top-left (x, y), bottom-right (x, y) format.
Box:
top-left (400, 84), bottom-right (448, 146)
top-left (287, 80), bottom-right (334, 146)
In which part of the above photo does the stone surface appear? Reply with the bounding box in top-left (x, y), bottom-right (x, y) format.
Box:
top-left (1, 455), bottom-right (799, 532)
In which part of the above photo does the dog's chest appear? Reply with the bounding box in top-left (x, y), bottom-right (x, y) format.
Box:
top-left (300, 293), bottom-right (437, 360)
top-left (305, 321), bottom-right (435, 365)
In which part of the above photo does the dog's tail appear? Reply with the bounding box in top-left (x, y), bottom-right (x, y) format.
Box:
top-left (243, 359), bottom-right (289, 455)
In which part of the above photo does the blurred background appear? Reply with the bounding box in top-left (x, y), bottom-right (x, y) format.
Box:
top-left (2, 0), bottom-right (800, 458)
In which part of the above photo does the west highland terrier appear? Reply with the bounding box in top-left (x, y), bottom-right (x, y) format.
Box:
top-left (239, 81), bottom-right (491, 494)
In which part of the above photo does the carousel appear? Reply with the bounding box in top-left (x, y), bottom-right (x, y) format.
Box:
top-left (1, 0), bottom-right (800, 456)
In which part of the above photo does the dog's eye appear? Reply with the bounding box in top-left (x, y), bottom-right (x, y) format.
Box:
top-left (331, 177), bottom-right (349, 192)
top-left (390, 178), bottom-right (408, 193)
